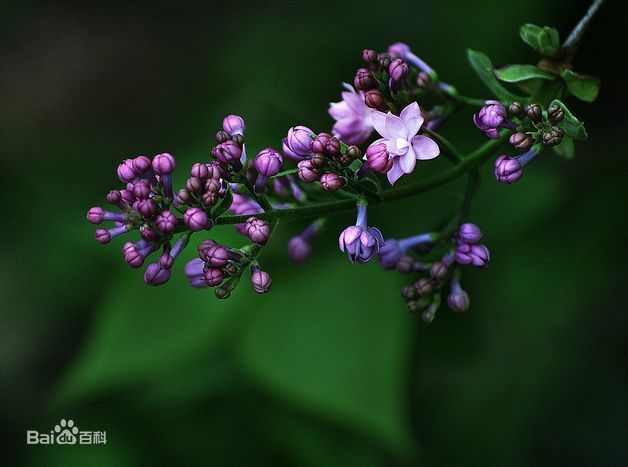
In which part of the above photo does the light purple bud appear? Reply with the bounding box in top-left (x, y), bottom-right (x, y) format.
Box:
top-left (203, 244), bottom-right (229, 267)
top-left (156, 210), bottom-right (178, 233)
top-left (447, 280), bottom-right (470, 312)
top-left (136, 198), bottom-right (157, 217)
top-left (203, 267), bottom-right (224, 287)
top-left (184, 258), bottom-right (208, 288)
top-left (320, 173), bottom-right (343, 192)
top-left (365, 142), bottom-right (392, 173)
top-left (473, 101), bottom-right (509, 139)
top-left (455, 243), bottom-right (490, 268)
top-left (458, 223), bottom-right (483, 245)
top-left (338, 205), bottom-right (384, 264)
top-left (132, 155), bottom-right (152, 174)
top-left (144, 262), bottom-right (171, 286)
top-left (132, 180), bottom-right (151, 199)
top-left (151, 153), bottom-right (176, 175)
top-left (87, 207), bottom-right (125, 224)
top-left (245, 218), bottom-right (270, 245)
top-left (251, 267), bottom-right (272, 294)
top-left (213, 140), bottom-right (242, 166)
top-left (389, 58), bottom-right (409, 81)
top-left (494, 155), bottom-right (523, 184)
top-left (117, 159), bottom-right (137, 183)
top-left (297, 160), bottom-right (319, 183)
top-left (183, 208), bottom-right (210, 231)
top-left (255, 148), bottom-right (283, 177)
top-left (282, 125), bottom-right (314, 161)
top-left (140, 227), bottom-right (157, 242)
top-left (223, 114), bottom-right (245, 136)
top-left (95, 224), bottom-right (129, 244)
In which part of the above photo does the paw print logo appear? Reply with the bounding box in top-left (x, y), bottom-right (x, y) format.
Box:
top-left (54, 419), bottom-right (79, 445)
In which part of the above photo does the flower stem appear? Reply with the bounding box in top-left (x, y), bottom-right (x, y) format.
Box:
top-left (215, 133), bottom-right (507, 225)
top-left (562, 0), bottom-right (605, 63)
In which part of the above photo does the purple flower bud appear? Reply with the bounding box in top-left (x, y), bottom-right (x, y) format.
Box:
top-left (458, 223), bottom-right (483, 245)
top-left (213, 140), bottom-right (242, 166)
top-left (338, 204), bottom-right (384, 264)
top-left (509, 132), bottom-right (533, 152)
top-left (415, 278), bottom-right (433, 296)
top-left (151, 153), bottom-right (176, 175)
top-left (365, 142), bottom-right (392, 173)
top-left (203, 244), bottom-right (230, 267)
top-left (473, 101), bottom-right (509, 139)
top-left (311, 133), bottom-right (331, 154)
top-left (185, 177), bottom-right (203, 193)
top-left (255, 148), bottom-right (283, 177)
top-left (136, 198), bottom-right (156, 217)
top-left (132, 155), bottom-right (152, 174)
top-left (287, 236), bottom-right (311, 263)
top-left (282, 126), bottom-right (314, 161)
top-left (183, 258), bottom-right (207, 286)
top-left (324, 137), bottom-right (341, 157)
top-left (203, 267), bottom-right (224, 287)
top-left (251, 266), bottom-right (271, 294)
top-left (320, 173), bottom-right (343, 192)
top-left (245, 217), bottom-right (270, 245)
top-left (106, 190), bottom-right (122, 206)
top-left (223, 114), bottom-right (245, 135)
top-left (190, 162), bottom-right (209, 180)
top-left (132, 180), bottom-right (151, 199)
top-left (354, 68), bottom-right (375, 90)
top-left (117, 159), bottom-right (137, 183)
top-left (144, 262), bottom-right (171, 286)
top-left (197, 239), bottom-right (217, 259)
top-left (297, 160), bottom-right (319, 183)
top-left (389, 58), bottom-right (409, 81)
top-left (95, 224), bottom-right (130, 244)
top-left (156, 210), bottom-right (177, 233)
top-left (362, 48), bottom-right (378, 63)
top-left (86, 207), bottom-right (126, 224)
top-left (494, 155), bottom-right (523, 184)
top-left (364, 89), bottom-right (386, 111)
top-left (430, 261), bottom-right (449, 281)
top-left (140, 227), bottom-right (157, 242)
top-left (447, 279), bottom-right (469, 312)
top-left (184, 207), bottom-right (210, 231)
top-left (455, 243), bottom-right (490, 268)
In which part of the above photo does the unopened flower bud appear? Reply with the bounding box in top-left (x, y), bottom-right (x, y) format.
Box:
top-left (245, 218), bottom-right (270, 245)
top-left (151, 153), bottom-right (176, 175)
top-left (447, 279), bottom-right (470, 312)
top-left (202, 191), bottom-right (219, 207)
top-left (311, 133), bottom-right (331, 154)
top-left (509, 132), bottom-right (533, 151)
top-left (183, 207), bottom-right (211, 231)
top-left (320, 173), bottom-right (343, 192)
top-left (362, 48), bottom-right (378, 63)
top-left (136, 198), bottom-right (156, 217)
top-left (140, 227), bottom-right (157, 242)
top-left (458, 223), bottom-right (483, 245)
top-left (389, 58), bottom-right (409, 81)
top-left (366, 142), bottom-right (392, 173)
top-left (191, 162), bottom-right (209, 180)
top-left (377, 52), bottom-right (391, 69)
top-left (213, 140), bottom-right (242, 166)
top-left (547, 103), bottom-right (565, 123)
top-left (542, 126), bottom-right (564, 146)
top-left (354, 68), bottom-right (375, 90)
top-left (408, 297), bottom-right (432, 314)
top-left (144, 262), bottom-right (171, 286)
top-left (346, 145), bottom-right (361, 160)
top-left (430, 261), bottom-right (449, 281)
top-left (415, 278), bottom-right (433, 296)
top-left (117, 159), bottom-right (137, 183)
top-left (310, 153), bottom-right (328, 169)
top-left (215, 285), bottom-right (231, 299)
top-left (396, 255), bottom-right (415, 273)
top-left (255, 148), bottom-right (283, 177)
top-left (416, 72), bottom-right (431, 88)
top-left (297, 160), bottom-right (320, 183)
top-left (155, 210), bottom-right (177, 233)
top-left (132, 155), bottom-right (152, 174)
top-left (509, 101), bottom-right (523, 115)
top-left (251, 266), bottom-right (271, 294)
top-left (231, 134), bottom-right (245, 147)
top-left (494, 155), bottom-right (523, 184)
top-left (132, 180), bottom-right (151, 199)
top-left (364, 89), bottom-right (387, 111)
top-left (176, 189), bottom-right (191, 205)
top-left (401, 285), bottom-right (417, 302)
top-left (524, 103), bottom-right (542, 122)
top-left (223, 114), bottom-right (245, 136)
top-left (324, 137), bottom-right (341, 157)
top-left (186, 177), bottom-right (203, 193)
top-left (215, 130), bottom-right (231, 143)
top-left (203, 267), bottom-right (224, 287)
top-left (283, 126), bottom-right (314, 161)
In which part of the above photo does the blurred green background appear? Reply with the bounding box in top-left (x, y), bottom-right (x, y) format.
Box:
top-left (1, 0), bottom-right (626, 465)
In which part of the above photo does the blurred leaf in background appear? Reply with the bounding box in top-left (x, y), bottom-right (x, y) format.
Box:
top-left (0, 0), bottom-right (626, 465)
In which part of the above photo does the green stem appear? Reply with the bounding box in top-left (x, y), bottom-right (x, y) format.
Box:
top-left (422, 128), bottom-right (464, 163)
top-left (458, 169), bottom-right (480, 225)
top-left (215, 133), bottom-right (507, 225)
top-left (562, 0), bottom-right (605, 63)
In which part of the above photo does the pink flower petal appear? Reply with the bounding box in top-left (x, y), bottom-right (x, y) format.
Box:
top-left (411, 135), bottom-right (440, 160)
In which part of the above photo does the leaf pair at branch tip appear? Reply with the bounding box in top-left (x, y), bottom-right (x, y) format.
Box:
top-left (466, 49), bottom-right (526, 102)
top-left (519, 23), bottom-right (560, 57)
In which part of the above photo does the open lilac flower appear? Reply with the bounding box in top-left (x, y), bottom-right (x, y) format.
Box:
top-left (369, 101), bottom-right (440, 185)
top-left (328, 84), bottom-right (374, 146)
top-left (338, 204), bottom-right (384, 264)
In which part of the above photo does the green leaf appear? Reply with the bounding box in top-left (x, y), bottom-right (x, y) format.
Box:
top-left (494, 64), bottom-right (557, 83)
top-left (560, 69), bottom-right (600, 102)
top-left (466, 49), bottom-right (526, 102)
top-left (519, 23), bottom-right (560, 56)
top-left (549, 99), bottom-right (588, 140)
top-left (553, 135), bottom-right (575, 159)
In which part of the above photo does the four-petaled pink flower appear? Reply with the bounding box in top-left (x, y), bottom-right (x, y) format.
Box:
top-left (328, 85), bottom-right (374, 146)
top-left (369, 102), bottom-right (440, 185)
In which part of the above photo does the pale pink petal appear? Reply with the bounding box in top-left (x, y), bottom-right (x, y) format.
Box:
top-left (399, 102), bottom-right (424, 138)
top-left (386, 159), bottom-right (404, 185)
top-left (411, 135), bottom-right (440, 160)
top-left (399, 147), bottom-right (417, 173)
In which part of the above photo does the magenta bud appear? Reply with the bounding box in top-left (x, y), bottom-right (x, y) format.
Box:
top-left (124, 248), bottom-right (145, 268)
top-left (95, 228), bottom-right (111, 244)
top-left (311, 133), bottom-right (331, 154)
top-left (324, 137), bottom-right (341, 156)
top-left (132, 180), bottom-right (151, 199)
top-left (282, 125), bottom-right (314, 161)
top-left (458, 223), bottom-right (483, 245)
top-left (213, 140), bottom-right (242, 165)
top-left (106, 190), bottom-right (121, 205)
top-left (132, 155), bottom-right (152, 174)
top-left (447, 280), bottom-right (470, 312)
top-left (366, 142), bottom-right (392, 173)
top-left (251, 267), bottom-right (272, 294)
top-left (183, 207), bottom-right (210, 231)
top-left (245, 218), bottom-right (270, 245)
top-left (255, 148), bottom-right (283, 177)
top-left (144, 262), bottom-right (171, 286)
top-left (156, 210), bottom-right (178, 233)
top-left (203, 267), bottom-right (224, 287)
top-left (117, 159), bottom-right (137, 183)
top-left (494, 155), bottom-right (523, 184)
top-left (320, 173), bottom-right (343, 192)
top-left (186, 177), bottom-right (203, 193)
top-left (87, 207), bottom-right (105, 224)
top-left (223, 114), bottom-right (245, 135)
top-left (151, 153), bottom-right (176, 175)
top-left (297, 160), bottom-right (319, 183)
top-left (191, 162), bottom-right (209, 180)
top-left (389, 58), bottom-right (409, 81)
top-left (136, 198), bottom-right (156, 217)
top-left (197, 239), bottom-right (217, 259)
top-left (203, 245), bottom-right (229, 267)
top-left (362, 48), bottom-right (378, 63)
top-left (430, 261), bottom-right (449, 281)
top-left (354, 67), bottom-right (375, 90)
top-left (140, 227), bottom-right (157, 242)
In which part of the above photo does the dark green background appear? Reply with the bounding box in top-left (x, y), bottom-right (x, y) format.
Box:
top-left (1, 0), bottom-right (626, 465)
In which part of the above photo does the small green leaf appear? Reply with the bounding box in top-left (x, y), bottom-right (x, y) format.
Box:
top-left (553, 135), bottom-right (575, 159)
top-left (519, 24), bottom-right (560, 56)
top-left (549, 99), bottom-right (588, 140)
top-left (212, 189), bottom-right (233, 218)
top-left (494, 64), bottom-right (556, 83)
top-left (466, 49), bottom-right (526, 102)
top-left (560, 69), bottom-right (600, 102)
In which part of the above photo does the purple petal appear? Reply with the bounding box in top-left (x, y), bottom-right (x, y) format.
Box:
top-left (399, 102), bottom-right (424, 137)
top-left (386, 159), bottom-right (404, 185)
top-left (411, 135), bottom-right (440, 160)
top-left (399, 147), bottom-right (417, 173)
